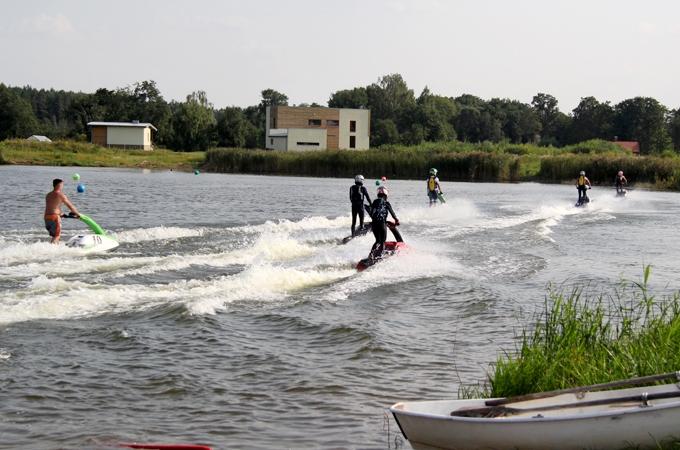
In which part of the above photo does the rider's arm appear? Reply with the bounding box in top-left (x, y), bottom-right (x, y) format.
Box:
top-left (349, 186), bottom-right (353, 202)
top-left (60, 193), bottom-right (80, 216)
top-left (387, 203), bottom-right (398, 222)
top-left (436, 178), bottom-right (443, 194)
top-left (363, 186), bottom-right (371, 204)
top-left (586, 177), bottom-right (592, 187)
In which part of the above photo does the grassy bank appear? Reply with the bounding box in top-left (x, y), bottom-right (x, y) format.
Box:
top-left (6, 138), bottom-right (680, 189)
top-left (0, 140), bottom-right (204, 170)
top-left (205, 146), bottom-right (523, 182)
top-left (464, 267), bottom-right (680, 399)
top-left (205, 139), bottom-right (680, 188)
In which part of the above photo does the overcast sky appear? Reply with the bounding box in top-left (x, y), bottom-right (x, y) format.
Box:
top-left (1, 0), bottom-right (679, 112)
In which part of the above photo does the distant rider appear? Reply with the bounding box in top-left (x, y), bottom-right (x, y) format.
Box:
top-left (576, 170), bottom-right (592, 205)
top-left (44, 178), bottom-right (80, 244)
top-left (369, 186), bottom-right (399, 259)
top-left (615, 170), bottom-right (628, 194)
top-left (350, 174), bottom-right (371, 236)
top-left (427, 168), bottom-right (443, 206)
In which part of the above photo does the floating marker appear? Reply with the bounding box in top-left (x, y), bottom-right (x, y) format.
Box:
top-left (77, 183), bottom-right (86, 193)
top-left (72, 173), bottom-right (80, 181)
top-left (375, 180), bottom-right (381, 186)
top-left (194, 169), bottom-right (200, 175)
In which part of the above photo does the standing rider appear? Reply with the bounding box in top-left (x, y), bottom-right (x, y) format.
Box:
top-left (44, 178), bottom-right (80, 244)
top-left (615, 170), bottom-right (628, 195)
top-left (350, 174), bottom-right (371, 236)
top-left (369, 186), bottom-right (399, 259)
top-left (576, 170), bottom-right (592, 205)
top-left (427, 168), bottom-right (443, 206)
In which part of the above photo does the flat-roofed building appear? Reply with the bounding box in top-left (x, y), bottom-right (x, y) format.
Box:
top-left (266, 106), bottom-right (369, 151)
top-left (87, 121), bottom-right (157, 150)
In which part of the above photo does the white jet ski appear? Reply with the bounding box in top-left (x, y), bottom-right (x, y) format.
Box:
top-left (64, 213), bottom-right (119, 253)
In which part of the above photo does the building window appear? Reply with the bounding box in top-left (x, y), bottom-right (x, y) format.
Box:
top-left (327, 119), bottom-right (339, 126)
top-left (297, 142), bottom-right (320, 146)
top-left (308, 119), bottom-right (322, 126)
top-left (349, 136), bottom-right (356, 149)
top-left (350, 120), bottom-right (356, 132)
top-left (270, 138), bottom-right (274, 145)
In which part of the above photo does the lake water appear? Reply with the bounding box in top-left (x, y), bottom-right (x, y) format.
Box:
top-left (1, 166), bottom-right (680, 449)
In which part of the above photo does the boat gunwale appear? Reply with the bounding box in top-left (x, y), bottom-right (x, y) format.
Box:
top-left (390, 397), bottom-right (680, 423)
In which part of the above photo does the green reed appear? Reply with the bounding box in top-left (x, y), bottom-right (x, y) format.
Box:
top-left (466, 266), bottom-right (680, 399)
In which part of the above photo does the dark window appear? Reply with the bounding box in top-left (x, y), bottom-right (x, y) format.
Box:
top-left (270, 138), bottom-right (274, 145)
top-left (349, 136), bottom-right (356, 149)
top-left (308, 119), bottom-right (322, 126)
top-left (272, 118), bottom-right (277, 128)
top-left (327, 119), bottom-right (339, 126)
top-left (297, 142), bottom-right (320, 146)
top-left (350, 120), bottom-right (356, 132)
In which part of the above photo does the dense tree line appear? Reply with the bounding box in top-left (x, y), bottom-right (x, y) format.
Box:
top-left (1, 75), bottom-right (679, 154)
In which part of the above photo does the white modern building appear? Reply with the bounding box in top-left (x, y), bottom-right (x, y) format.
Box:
top-left (265, 106), bottom-right (370, 151)
top-left (87, 121), bottom-right (157, 150)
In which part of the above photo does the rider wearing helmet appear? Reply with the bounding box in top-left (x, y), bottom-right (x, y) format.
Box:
top-left (349, 175), bottom-right (371, 236)
top-left (576, 170), bottom-right (592, 205)
top-left (369, 186), bottom-right (399, 259)
top-left (427, 168), bottom-right (443, 206)
top-left (615, 170), bottom-right (628, 195)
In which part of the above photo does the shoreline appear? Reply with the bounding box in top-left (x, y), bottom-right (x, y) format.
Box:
top-left (2, 139), bottom-right (679, 191)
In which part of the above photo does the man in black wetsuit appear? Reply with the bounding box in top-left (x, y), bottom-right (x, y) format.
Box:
top-left (369, 186), bottom-right (399, 258)
top-left (350, 174), bottom-right (371, 236)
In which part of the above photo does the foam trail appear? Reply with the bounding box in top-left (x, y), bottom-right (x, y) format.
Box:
top-left (117, 226), bottom-right (206, 243)
top-left (0, 265), bottom-right (355, 325)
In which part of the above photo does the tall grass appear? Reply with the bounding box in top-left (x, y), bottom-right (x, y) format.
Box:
top-left (0, 139), bottom-right (204, 170)
top-left (205, 147), bottom-right (522, 182)
top-left (468, 267), bottom-right (680, 399)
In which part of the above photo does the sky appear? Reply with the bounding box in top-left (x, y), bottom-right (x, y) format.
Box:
top-left (1, 0), bottom-right (679, 112)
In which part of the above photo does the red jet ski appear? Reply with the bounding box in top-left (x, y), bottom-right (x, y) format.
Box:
top-left (356, 222), bottom-right (406, 271)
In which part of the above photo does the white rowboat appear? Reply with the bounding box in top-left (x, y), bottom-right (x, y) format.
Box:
top-left (391, 378), bottom-right (680, 450)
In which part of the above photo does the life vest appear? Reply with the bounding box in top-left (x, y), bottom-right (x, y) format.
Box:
top-left (370, 198), bottom-right (389, 222)
top-left (577, 175), bottom-right (586, 186)
top-left (427, 176), bottom-right (437, 192)
top-left (350, 184), bottom-right (364, 203)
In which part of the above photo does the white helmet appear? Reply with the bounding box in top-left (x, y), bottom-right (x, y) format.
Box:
top-left (377, 186), bottom-right (388, 198)
top-left (618, 170), bottom-right (623, 176)
top-left (580, 171), bottom-right (585, 176)
top-left (354, 174), bottom-right (364, 183)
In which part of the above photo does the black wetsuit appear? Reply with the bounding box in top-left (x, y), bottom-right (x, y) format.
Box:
top-left (369, 197), bottom-right (398, 258)
top-left (615, 175), bottom-right (627, 193)
top-left (350, 183), bottom-right (371, 236)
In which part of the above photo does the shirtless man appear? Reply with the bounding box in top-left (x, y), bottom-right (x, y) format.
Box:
top-left (45, 178), bottom-right (80, 244)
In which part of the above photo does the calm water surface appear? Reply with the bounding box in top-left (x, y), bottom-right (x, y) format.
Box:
top-left (1, 166), bottom-right (680, 449)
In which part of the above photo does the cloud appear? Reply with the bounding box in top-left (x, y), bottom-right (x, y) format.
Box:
top-left (20, 13), bottom-right (75, 35)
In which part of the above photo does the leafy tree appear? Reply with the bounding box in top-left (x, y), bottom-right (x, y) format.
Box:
top-left (328, 87), bottom-right (368, 109)
top-left (532, 93), bottom-right (561, 144)
top-left (216, 107), bottom-right (248, 148)
top-left (415, 87), bottom-right (457, 141)
top-left (372, 119), bottom-right (400, 146)
top-left (169, 91), bottom-right (217, 151)
top-left (0, 83), bottom-right (39, 140)
top-left (570, 97), bottom-right (614, 143)
top-left (366, 73), bottom-right (416, 125)
top-left (669, 109), bottom-right (680, 152)
top-left (614, 97), bottom-right (670, 154)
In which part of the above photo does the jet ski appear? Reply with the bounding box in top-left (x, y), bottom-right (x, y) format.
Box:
top-left (575, 186), bottom-right (591, 207)
top-left (63, 213), bottom-right (119, 253)
top-left (356, 222), bottom-right (406, 271)
top-left (341, 222), bottom-right (372, 244)
top-left (616, 189), bottom-right (627, 197)
top-left (341, 204), bottom-right (373, 244)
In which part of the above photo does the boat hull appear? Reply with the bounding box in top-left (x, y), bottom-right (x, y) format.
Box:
top-left (65, 234), bottom-right (119, 254)
top-left (391, 384), bottom-right (680, 450)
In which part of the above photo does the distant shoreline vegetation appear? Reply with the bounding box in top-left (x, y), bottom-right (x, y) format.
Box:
top-left (5, 138), bottom-right (680, 190)
top-left (204, 140), bottom-right (680, 190)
